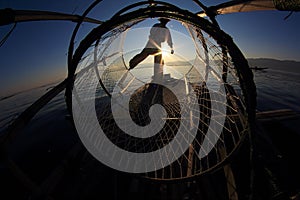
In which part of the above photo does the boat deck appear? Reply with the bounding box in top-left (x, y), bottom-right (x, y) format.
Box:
top-left (1, 109), bottom-right (299, 200)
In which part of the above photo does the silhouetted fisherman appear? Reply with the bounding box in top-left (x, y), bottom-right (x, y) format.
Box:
top-left (128, 18), bottom-right (174, 70)
top-left (129, 18), bottom-right (174, 111)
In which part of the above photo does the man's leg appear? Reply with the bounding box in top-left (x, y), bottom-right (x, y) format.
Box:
top-left (154, 53), bottom-right (163, 81)
top-left (153, 53), bottom-right (163, 104)
top-left (129, 48), bottom-right (158, 69)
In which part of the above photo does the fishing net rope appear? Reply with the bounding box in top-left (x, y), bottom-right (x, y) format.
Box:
top-left (273, 0), bottom-right (300, 10)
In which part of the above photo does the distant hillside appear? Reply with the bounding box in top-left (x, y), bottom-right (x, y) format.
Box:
top-left (166, 60), bottom-right (192, 66)
top-left (137, 58), bottom-right (300, 73)
top-left (137, 60), bottom-right (192, 68)
top-left (247, 58), bottom-right (300, 73)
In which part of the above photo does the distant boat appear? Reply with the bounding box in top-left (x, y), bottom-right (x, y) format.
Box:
top-left (250, 66), bottom-right (268, 70)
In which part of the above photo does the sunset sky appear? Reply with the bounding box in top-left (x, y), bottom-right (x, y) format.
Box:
top-left (0, 0), bottom-right (299, 96)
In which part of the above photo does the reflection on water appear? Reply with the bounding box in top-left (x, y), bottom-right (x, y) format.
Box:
top-left (1, 62), bottom-right (300, 135)
top-left (0, 83), bottom-right (61, 133)
top-left (254, 68), bottom-right (300, 113)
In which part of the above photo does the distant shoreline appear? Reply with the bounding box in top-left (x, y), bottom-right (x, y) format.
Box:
top-left (247, 58), bottom-right (300, 74)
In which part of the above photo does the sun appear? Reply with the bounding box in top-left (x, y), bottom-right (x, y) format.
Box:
top-left (160, 43), bottom-right (173, 62)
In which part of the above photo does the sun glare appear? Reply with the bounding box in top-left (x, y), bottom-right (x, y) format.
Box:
top-left (161, 44), bottom-right (173, 62)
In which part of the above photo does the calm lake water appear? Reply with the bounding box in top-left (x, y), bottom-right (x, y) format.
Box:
top-left (255, 67), bottom-right (300, 113)
top-left (1, 61), bottom-right (300, 136)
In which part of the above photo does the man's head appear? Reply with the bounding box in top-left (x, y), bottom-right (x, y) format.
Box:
top-left (159, 18), bottom-right (170, 25)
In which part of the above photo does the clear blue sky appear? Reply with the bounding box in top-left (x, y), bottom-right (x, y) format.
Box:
top-left (0, 0), bottom-right (299, 95)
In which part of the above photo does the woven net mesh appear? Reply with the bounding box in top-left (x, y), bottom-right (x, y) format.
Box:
top-left (73, 19), bottom-right (249, 181)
